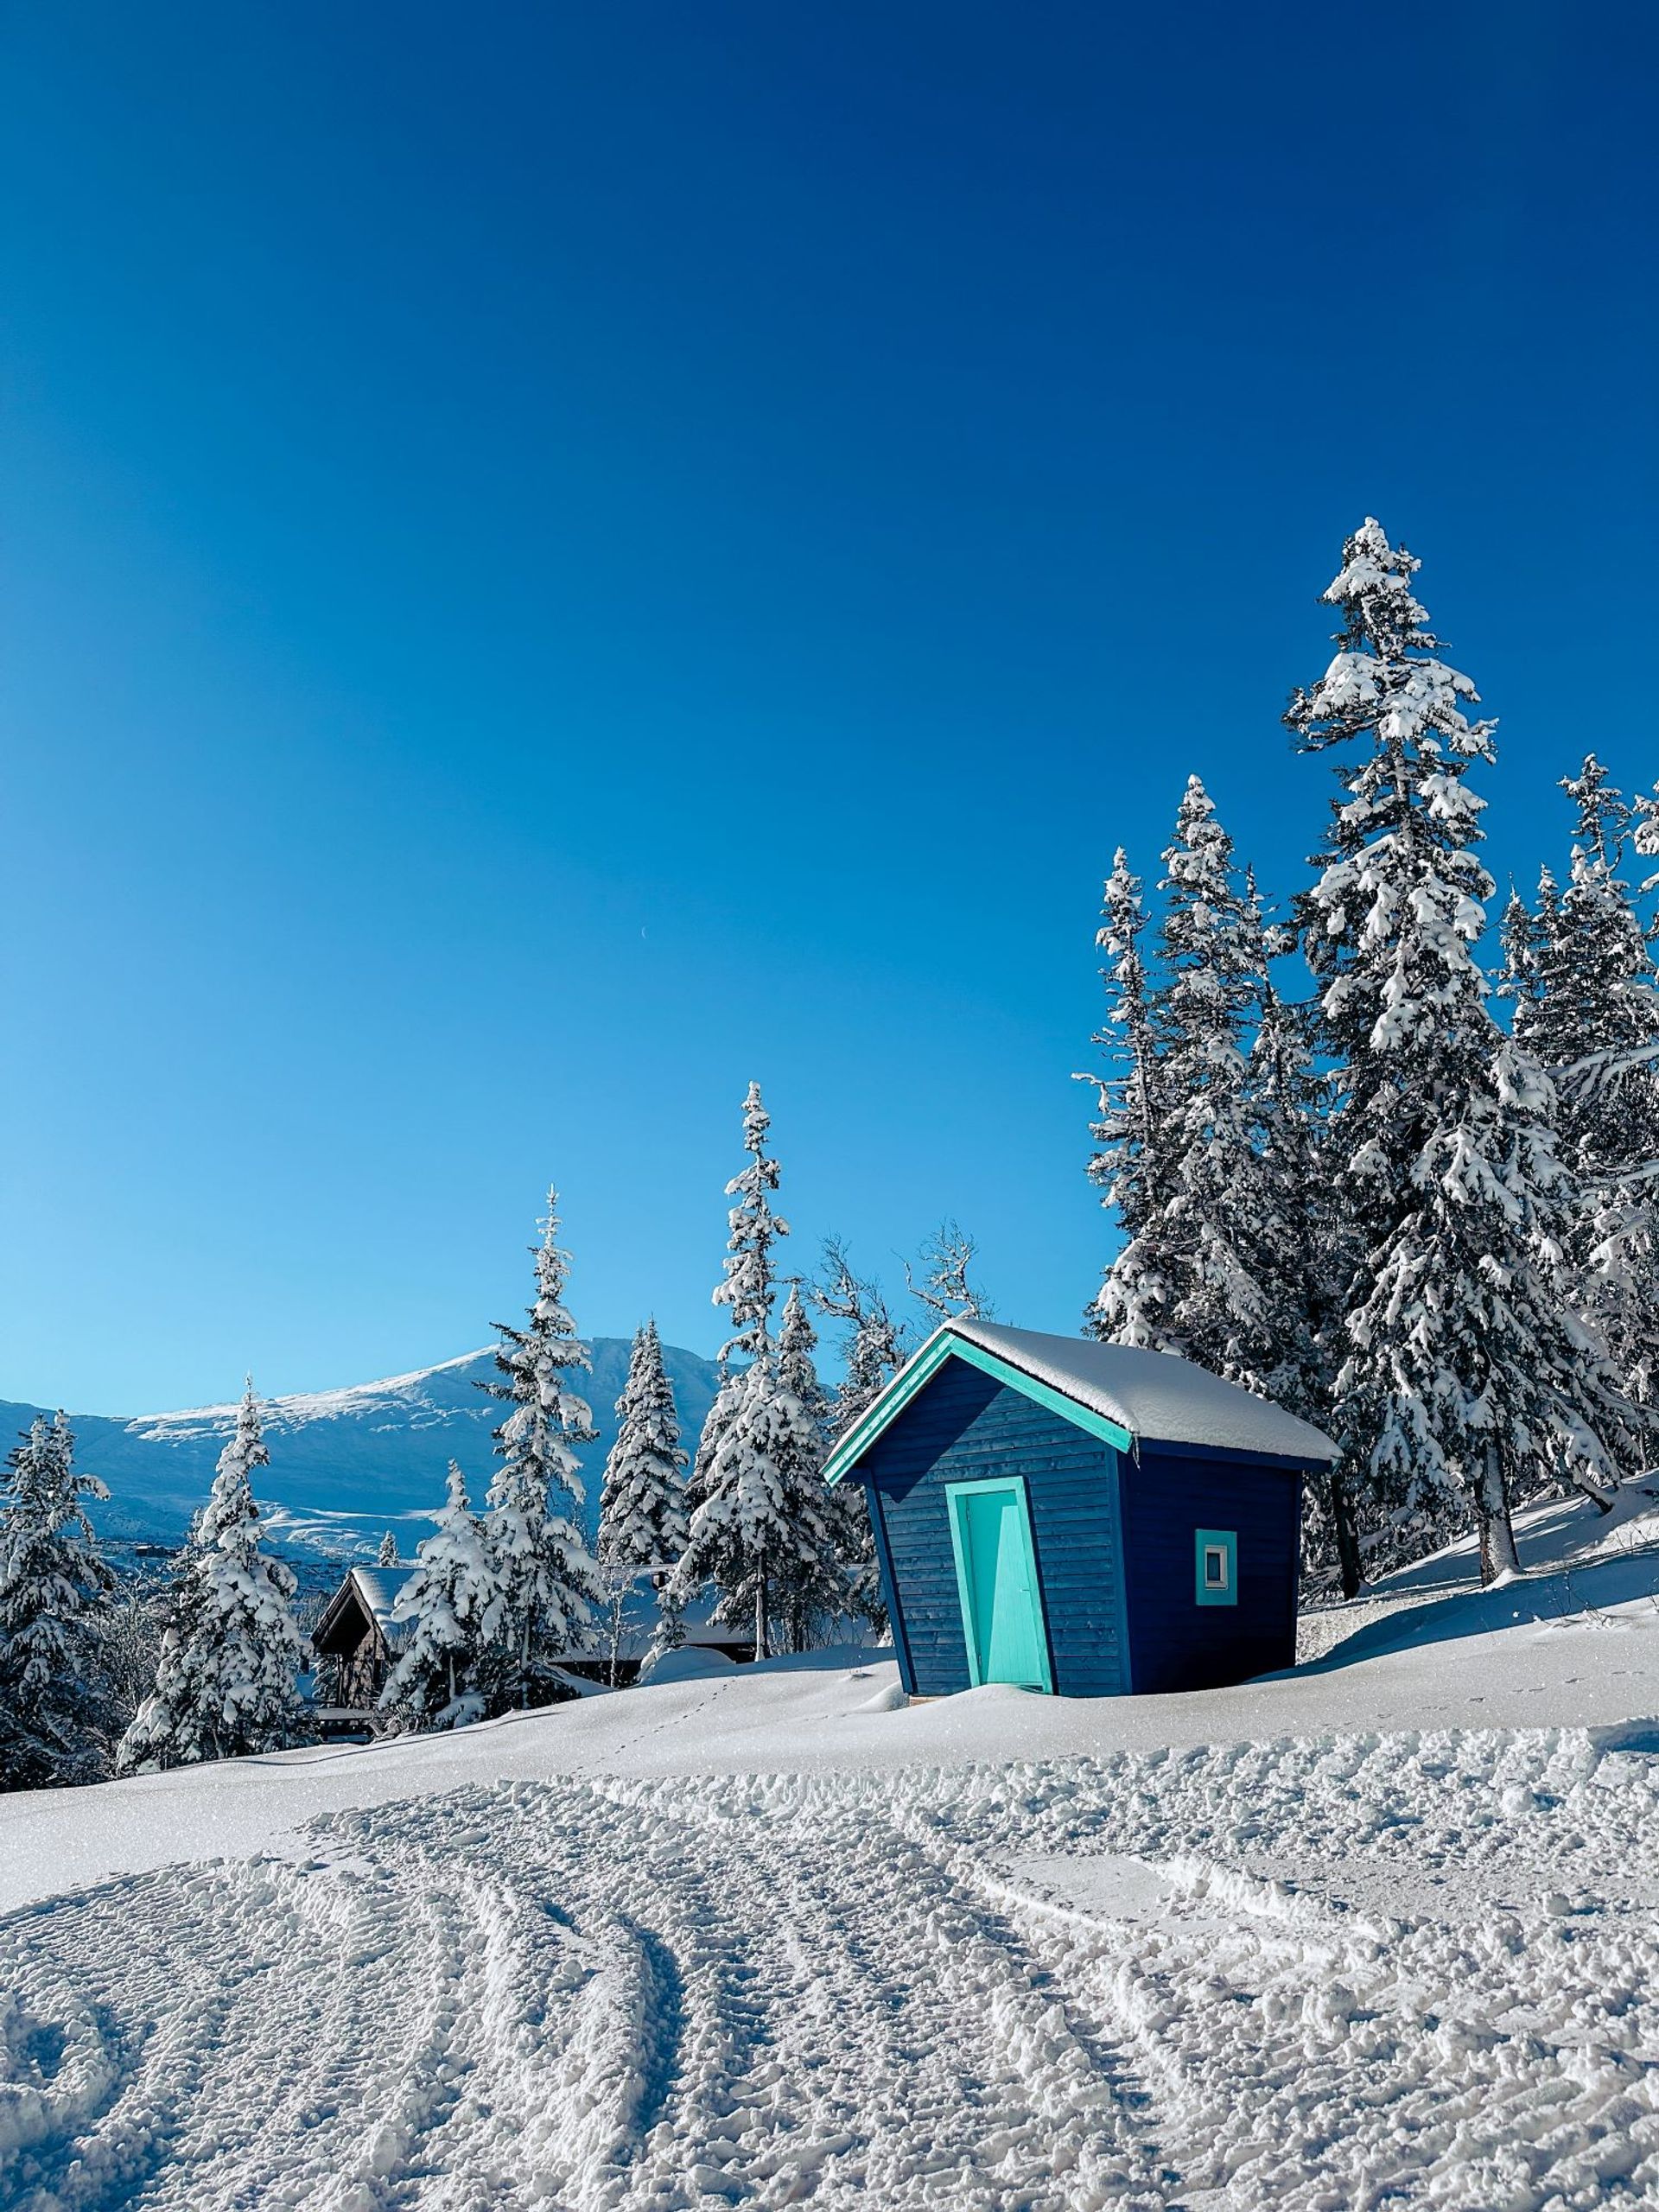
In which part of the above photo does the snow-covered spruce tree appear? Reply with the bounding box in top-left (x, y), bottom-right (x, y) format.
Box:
top-left (597, 1319), bottom-right (690, 1684)
top-left (671, 1091), bottom-right (842, 1656)
top-left (1498, 880), bottom-right (1550, 1045)
top-left (377, 1529), bottom-right (399, 1568)
top-left (1503, 760), bottom-right (1659, 1435)
top-left (814, 1238), bottom-right (909, 1633)
top-left (688, 1082), bottom-right (789, 1516)
top-left (771, 1285), bottom-right (847, 1650)
top-left (380, 1460), bottom-right (499, 1726)
top-left (1241, 879), bottom-right (1362, 1593)
top-left (1082, 849), bottom-right (1175, 1343)
top-left (643, 1574), bottom-right (687, 1672)
top-left (905, 1221), bottom-right (993, 1323)
top-left (478, 1190), bottom-right (602, 1712)
top-left (118, 1382), bottom-right (308, 1772)
top-left (1287, 519), bottom-right (1626, 1580)
top-left (0, 1413), bottom-right (115, 1789)
top-left (1083, 789), bottom-right (1336, 1456)
top-left (1109, 779), bottom-right (1295, 1382)
top-left (668, 1340), bottom-right (834, 1660)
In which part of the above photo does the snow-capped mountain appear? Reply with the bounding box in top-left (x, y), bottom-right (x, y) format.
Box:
top-left (0, 1338), bottom-right (721, 1559)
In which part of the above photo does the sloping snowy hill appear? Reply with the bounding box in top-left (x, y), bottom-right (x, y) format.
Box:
top-left (3, 1484), bottom-right (1658, 2206)
top-left (0, 1338), bottom-right (720, 1554)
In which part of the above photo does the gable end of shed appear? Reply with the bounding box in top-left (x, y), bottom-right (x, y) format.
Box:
top-left (823, 1331), bottom-right (1134, 1484)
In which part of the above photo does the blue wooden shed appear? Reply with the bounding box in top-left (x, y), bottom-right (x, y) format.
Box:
top-left (822, 1319), bottom-right (1338, 1699)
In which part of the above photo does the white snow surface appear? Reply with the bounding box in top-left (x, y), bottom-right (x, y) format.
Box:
top-left (944, 1319), bottom-right (1339, 1462)
top-left (4, 1488), bottom-right (1659, 2208)
top-left (125, 1351), bottom-right (499, 1441)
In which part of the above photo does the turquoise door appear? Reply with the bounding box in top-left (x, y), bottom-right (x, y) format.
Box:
top-left (945, 1478), bottom-right (1053, 1692)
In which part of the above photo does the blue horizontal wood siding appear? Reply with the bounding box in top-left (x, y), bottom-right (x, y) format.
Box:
top-left (1119, 1446), bottom-right (1302, 1694)
top-left (852, 1356), bottom-right (1127, 1698)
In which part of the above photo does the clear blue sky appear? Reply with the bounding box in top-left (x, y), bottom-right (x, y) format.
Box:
top-left (5, 3), bottom-right (1656, 1413)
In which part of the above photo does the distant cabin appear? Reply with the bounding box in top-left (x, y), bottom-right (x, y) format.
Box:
top-left (313, 1564), bottom-right (420, 1726)
top-left (823, 1320), bottom-right (1337, 1699)
top-left (312, 1560), bottom-right (752, 1732)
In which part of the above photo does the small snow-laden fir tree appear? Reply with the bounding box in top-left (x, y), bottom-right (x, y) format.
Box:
top-left (377, 1529), bottom-right (399, 1568)
top-left (688, 1084), bottom-right (790, 1514)
top-left (118, 1382), bottom-right (308, 1772)
top-left (771, 1286), bottom-right (849, 1650)
top-left (479, 1190), bottom-right (602, 1712)
top-left (380, 1461), bottom-right (499, 1726)
top-left (905, 1222), bottom-right (993, 1323)
top-left (667, 1347), bottom-right (831, 1661)
top-left (643, 1574), bottom-right (687, 1673)
top-left (1083, 849), bottom-right (1176, 1343)
top-left (1287, 519), bottom-right (1625, 1581)
top-left (1504, 760), bottom-right (1659, 1439)
top-left (1498, 881), bottom-right (1551, 1045)
top-left (0, 1413), bottom-right (115, 1789)
top-left (600, 1321), bottom-right (690, 1566)
top-left (597, 1319), bottom-right (690, 1683)
top-left (815, 1239), bottom-right (909, 1634)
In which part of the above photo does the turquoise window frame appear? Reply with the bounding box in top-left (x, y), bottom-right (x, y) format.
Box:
top-left (1195, 1529), bottom-right (1237, 1606)
top-left (944, 1476), bottom-right (1054, 1694)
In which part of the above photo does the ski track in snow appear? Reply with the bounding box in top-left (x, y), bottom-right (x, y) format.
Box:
top-left (4, 1726), bottom-right (1659, 2210)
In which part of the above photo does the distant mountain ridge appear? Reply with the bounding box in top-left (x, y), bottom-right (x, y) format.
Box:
top-left (0, 1338), bottom-right (722, 1560)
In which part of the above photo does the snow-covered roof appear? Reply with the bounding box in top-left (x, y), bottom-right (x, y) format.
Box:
top-left (316, 1564), bottom-right (422, 1653)
top-left (352, 1564), bottom-right (420, 1634)
top-left (824, 1320), bottom-right (1338, 1481)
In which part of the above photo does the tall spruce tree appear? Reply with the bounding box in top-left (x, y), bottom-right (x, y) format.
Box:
top-left (480, 1190), bottom-right (602, 1710)
top-left (1084, 849), bottom-right (1174, 1343)
top-left (1503, 760), bottom-right (1659, 1435)
top-left (381, 1461), bottom-right (499, 1723)
top-left (1241, 880), bottom-right (1362, 1592)
top-left (672, 1090), bottom-right (840, 1656)
top-left (1287, 518), bottom-right (1624, 1581)
top-left (688, 1082), bottom-right (790, 1512)
top-left (118, 1382), bottom-right (308, 1771)
top-left (597, 1319), bottom-right (690, 1681)
top-left (1085, 784), bottom-right (1331, 1465)
top-left (1117, 780), bottom-right (1290, 1381)
top-left (0, 1414), bottom-right (115, 1789)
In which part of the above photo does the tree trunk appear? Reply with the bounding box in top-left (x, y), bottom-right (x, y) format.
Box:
top-left (1475, 1454), bottom-right (1521, 1584)
top-left (1567, 1470), bottom-right (1617, 1516)
top-left (753, 1570), bottom-right (768, 1664)
top-left (1329, 1463), bottom-right (1363, 1600)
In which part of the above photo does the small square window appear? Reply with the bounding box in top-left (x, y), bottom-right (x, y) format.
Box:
top-left (1195, 1528), bottom-right (1237, 1606)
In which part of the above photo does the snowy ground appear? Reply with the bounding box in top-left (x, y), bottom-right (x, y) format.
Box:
top-left (4, 1486), bottom-right (1659, 2209)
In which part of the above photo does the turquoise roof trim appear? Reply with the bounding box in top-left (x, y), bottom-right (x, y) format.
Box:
top-left (822, 1326), bottom-right (1133, 1485)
